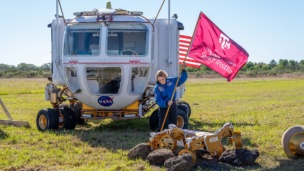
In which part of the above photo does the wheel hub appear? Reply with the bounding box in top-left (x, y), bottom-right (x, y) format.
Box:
top-left (176, 116), bottom-right (184, 128)
top-left (38, 115), bottom-right (47, 129)
top-left (289, 132), bottom-right (304, 157)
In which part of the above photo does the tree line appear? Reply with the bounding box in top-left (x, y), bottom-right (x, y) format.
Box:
top-left (0, 59), bottom-right (304, 78)
top-left (0, 63), bottom-right (51, 78)
top-left (186, 59), bottom-right (304, 78)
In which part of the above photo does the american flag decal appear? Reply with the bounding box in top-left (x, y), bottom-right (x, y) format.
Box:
top-left (179, 35), bottom-right (201, 68)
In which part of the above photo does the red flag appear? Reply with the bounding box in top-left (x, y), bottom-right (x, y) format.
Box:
top-left (179, 35), bottom-right (201, 68)
top-left (188, 12), bottom-right (249, 82)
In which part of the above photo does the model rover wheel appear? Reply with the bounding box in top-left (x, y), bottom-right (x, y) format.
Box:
top-left (282, 126), bottom-right (304, 158)
top-left (159, 134), bottom-right (177, 151)
top-left (178, 149), bottom-right (197, 164)
top-left (212, 145), bottom-right (226, 158)
top-left (177, 109), bottom-right (188, 129)
top-left (234, 131), bottom-right (243, 149)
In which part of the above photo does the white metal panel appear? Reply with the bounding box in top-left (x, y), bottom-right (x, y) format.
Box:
top-left (51, 18), bottom-right (67, 86)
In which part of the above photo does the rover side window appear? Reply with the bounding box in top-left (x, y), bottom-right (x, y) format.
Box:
top-left (64, 29), bottom-right (100, 56)
top-left (107, 24), bottom-right (148, 56)
top-left (86, 67), bottom-right (122, 95)
top-left (128, 67), bottom-right (149, 94)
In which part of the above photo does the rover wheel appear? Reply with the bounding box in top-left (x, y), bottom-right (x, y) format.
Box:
top-left (47, 108), bottom-right (59, 129)
top-left (178, 149), bottom-right (197, 164)
top-left (177, 109), bottom-right (188, 129)
top-left (282, 126), bottom-right (304, 158)
top-left (212, 145), bottom-right (226, 158)
top-left (60, 107), bottom-right (77, 130)
top-left (159, 134), bottom-right (177, 151)
top-left (149, 109), bottom-right (159, 131)
top-left (234, 131), bottom-right (243, 149)
top-left (36, 109), bottom-right (59, 131)
top-left (58, 113), bottom-right (65, 129)
top-left (74, 103), bottom-right (86, 125)
top-left (177, 104), bottom-right (188, 119)
top-left (178, 100), bottom-right (191, 118)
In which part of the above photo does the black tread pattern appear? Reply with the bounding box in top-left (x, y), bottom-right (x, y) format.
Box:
top-left (60, 107), bottom-right (77, 130)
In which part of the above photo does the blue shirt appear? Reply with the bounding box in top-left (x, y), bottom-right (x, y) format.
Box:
top-left (154, 70), bottom-right (188, 108)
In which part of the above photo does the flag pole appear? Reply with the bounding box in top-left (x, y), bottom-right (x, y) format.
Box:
top-left (160, 12), bottom-right (202, 131)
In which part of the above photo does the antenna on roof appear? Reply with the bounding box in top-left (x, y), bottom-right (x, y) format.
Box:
top-left (106, 1), bottom-right (112, 9)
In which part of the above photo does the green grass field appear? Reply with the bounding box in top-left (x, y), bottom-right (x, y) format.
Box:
top-left (1, 78), bottom-right (304, 170)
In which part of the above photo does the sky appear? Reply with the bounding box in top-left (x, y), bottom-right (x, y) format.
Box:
top-left (1, 0), bottom-right (303, 66)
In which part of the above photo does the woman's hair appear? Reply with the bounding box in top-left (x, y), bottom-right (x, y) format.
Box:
top-left (155, 70), bottom-right (168, 80)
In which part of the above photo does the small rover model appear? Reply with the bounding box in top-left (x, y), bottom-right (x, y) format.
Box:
top-left (148, 122), bottom-right (242, 163)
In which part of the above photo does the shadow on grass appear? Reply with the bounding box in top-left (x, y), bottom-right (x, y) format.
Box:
top-left (51, 115), bottom-right (260, 152)
top-left (49, 117), bottom-right (152, 152)
top-left (263, 157), bottom-right (304, 171)
top-left (189, 118), bottom-right (257, 131)
top-left (46, 116), bottom-right (268, 170)
top-left (194, 158), bottom-right (262, 171)
top-left (0, 129), bottom-right (9, 139)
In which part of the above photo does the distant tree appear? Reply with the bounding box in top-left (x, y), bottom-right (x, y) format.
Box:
top-left (0, 63), bottom-right (15, 70)
top-left (268, 59), bottom-right (277, 69)
top-left (288, 60), bottom-right (298, 71)
top-left (254, 62), bottom-right (270, 70)
top-left (243, 61), bottom-right (254, 71)
top-left (17, 63), bottom-right (38, 71)
top-left (278, 59), bottom-right (288, 69)
top-left (41, 63), bottom-right (51, 71)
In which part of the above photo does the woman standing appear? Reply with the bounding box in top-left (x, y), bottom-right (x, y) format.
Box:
top-left (154, 68), bottom-right (188, 132)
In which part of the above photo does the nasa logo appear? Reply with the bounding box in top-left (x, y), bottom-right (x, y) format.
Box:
top-left (129, 60), bottom-right (140, 64)
top-left (69, 60), bottom-right (78, 64)
top-left (98, 96), bottom-right (113, 106)
top-left (167, 81), bottom-right (173, 86)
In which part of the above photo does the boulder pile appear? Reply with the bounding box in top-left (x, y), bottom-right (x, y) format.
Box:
top-left (128, 143), bottom-right (259, 170)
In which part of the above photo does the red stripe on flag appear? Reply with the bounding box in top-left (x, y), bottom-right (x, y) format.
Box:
top-left (180, 35), bottom-right (192, 39)
top-left (179, 44), bottom-right (189, 48)
top-left (179, 40), bottom-right (191, 44)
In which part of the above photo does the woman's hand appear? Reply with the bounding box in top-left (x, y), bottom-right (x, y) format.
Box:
top-left (167, 100), bottom-right (173, 106)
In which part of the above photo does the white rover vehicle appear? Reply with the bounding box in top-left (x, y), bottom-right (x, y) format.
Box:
top-left (36, 2), bottom-right (191, 131)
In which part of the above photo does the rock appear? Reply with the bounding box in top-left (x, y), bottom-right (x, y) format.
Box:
top-left (147, 149), bottom-right (175, 166)
top-left (219, 149), bottom-right (259, 166)
top-left (164, 155), bottom-right (193, 171)
top-left (127, 143), bottom-right (152, 160)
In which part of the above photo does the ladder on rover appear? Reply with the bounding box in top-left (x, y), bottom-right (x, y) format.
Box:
top-left (0, 98), bottom-right (30, 127)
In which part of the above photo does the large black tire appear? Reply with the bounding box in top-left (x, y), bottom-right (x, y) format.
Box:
top-left (60, 107), bottom-right (77, 130)
top-left (36, 108), bottom-right (59, 131)
top-left (149, 109), bottom-right (159, 131)
top-left (74, 104), bottom-right (86, 125)
top-left (178, 100), bottom-right (191, 118)
top-left (177, 104), bottom-right (188, 119)
top-left (48, 108), bottom-right (59, 129)
top-left (177, 109), bottom-right (188, 129)
top-left (281, 126), bottom-right (304, 158)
